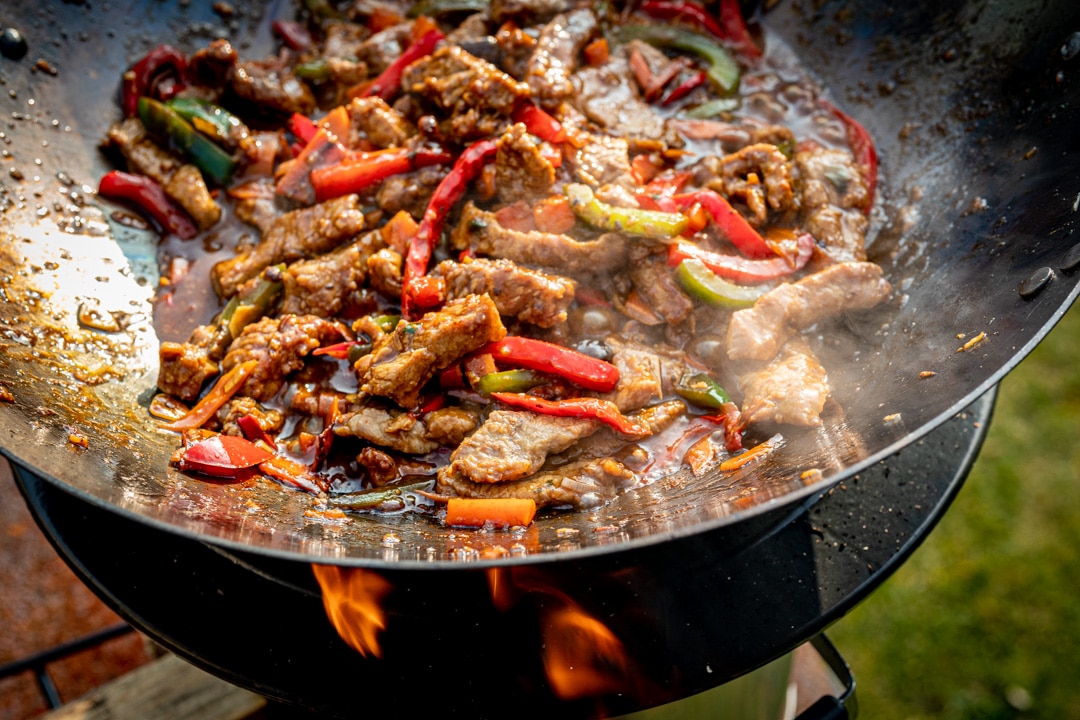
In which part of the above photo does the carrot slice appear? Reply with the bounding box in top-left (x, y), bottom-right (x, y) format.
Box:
top-left (160, 360), bottom-right (257, 432)
top-left (445, 498), bottom-right (537, 528)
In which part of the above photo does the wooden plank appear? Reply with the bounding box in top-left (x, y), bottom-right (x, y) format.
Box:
top-left (41, 653), bottom-right (266, 720)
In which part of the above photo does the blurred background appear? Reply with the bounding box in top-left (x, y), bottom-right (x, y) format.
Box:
top-left (830, 299), bottom-right (1080, 718)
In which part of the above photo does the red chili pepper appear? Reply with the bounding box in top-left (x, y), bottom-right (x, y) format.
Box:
top-left (310, 145), bottom-right (453, 202)
top-left (312, 340), bottom-right (362, 359)
top-left (237, 414), bottom-right (277, 450)
top-left (635, 171), bottom-right (692, 213)
top-left (177, 433), bottom-right (273, 478)
top-left (666, 232), bottom-right (815, 284)
top-left (820, 99), bottom-right (878, 214)
top-left (718, 0), bottom-right (762, 60)
top-left (672, 189), bottom-right (774, 258)
top-left (511, 103), bottom-right (567, 144)
top-left (639, 0), bottom-right (729, 43)
top-left (288, 112), bottom-right (319, 145)
top-left (360, 28), bottom-right (444, 101)
top-left (122, 44), bottom-right (188, 118)
top-left (662, 70), bottom-right (706, 106)
top-left (272, 20), bottom-right (313, 51)
top-left (478, 336), bottom-right (620, 393)
top-left (491, 393), bottom-right (650, 438)
top-left (98, 170), bottom-right (198, 239)
top-left (402, 138), bottom-right (499, 319)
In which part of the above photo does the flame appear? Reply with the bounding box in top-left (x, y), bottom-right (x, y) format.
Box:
top-left (312, 564), bottom-right (392, 658)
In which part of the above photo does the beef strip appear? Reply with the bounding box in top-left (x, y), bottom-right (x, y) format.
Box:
top-left (336, 404), bottom-right (478, 454)
top-left (280, 232), bottom-right (385, 316)
top-left (216, 396), bottom-right (285, 436)
top-left (564, 132), bottom-right (634, 188)
top-left (444, 409), bottom-right (602, 484)
top-left (163, 164), bottom-right (222, 230)
top-left (187, 39), bottom-right (239, 92)
top-left (601, 336), bottom-right (691, 412)
top-left (356, 293), bottom-right (507, 408)
top-left (376, 164), bottom-right (443, 218)
top-left (229, 58), bottom-right (316, 116)
top-left (212, 194), bottom-right (366, 298)
top-left (803, 206), bottom-right (869, 262)
top-left (347, 96), bottom-right (414, 149)
top-left (726, 261), bottom-right (893, 362)
top-left (451, 202), bottom-right (628, 274)
top-left (715, 143), bottom-right (797, 226)
top-left (433, 257), bottom-right (576, 328)
top-left (366, 246), bottom-right (404, 298)
top-left (794, 145), bottom-right (871, 261)
top-left (157, 322), bottom-right (226, 402)
top-left (525, 8), bottom-right (597, 108)
top-left (353, 22), bottom-right (412, 75)
top-left (402, 45), bottom-right (531, 141)
top-left (437, 455), bottom-right (635, 509)
top-left (495, 122), bottom-right (556, 202)
top-left (628, 246), bottom-right (694, 326)
top-left (221, 314), bottom-right (350, 401)
top-left (489, 0), bottom-right (571, 25)
top-left (571, 52), bottom-right (674, 144)
top-left (738, 339), bottom-right (831, 427)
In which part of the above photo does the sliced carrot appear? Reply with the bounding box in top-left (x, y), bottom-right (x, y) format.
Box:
top-left (379, 209), bottom-right (420, 254)
top-left (445, 498), bottom-right (537, 528)
top-left (719, 435), bottom-right (781, 472)
top-left (533, 195), bottom-right (576, 234)
top-left (160, 360), bottom-right (258, 432)
top-left (583, 37), bottom-right (610, 66)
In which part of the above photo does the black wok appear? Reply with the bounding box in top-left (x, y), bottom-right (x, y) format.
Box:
top-left (1, 0), bottom-right (1078, 568)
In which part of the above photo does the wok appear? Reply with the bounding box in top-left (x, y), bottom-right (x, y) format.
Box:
top-left (0, 0), bottom-right (1078, 566)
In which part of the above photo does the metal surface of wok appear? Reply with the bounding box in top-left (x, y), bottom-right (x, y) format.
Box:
top-left (0, 0), bottom-right (1077, 566)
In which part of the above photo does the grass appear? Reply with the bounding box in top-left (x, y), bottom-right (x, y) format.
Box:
top-left (829, 301), bottom-right (1080, 719)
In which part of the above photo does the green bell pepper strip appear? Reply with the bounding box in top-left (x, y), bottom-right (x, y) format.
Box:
top-left (675, 371), bottom-right (731, 409)
top-left (293, 58), bottom-right (333, 83)
top-left (675, 258), bottom-right (768, 308)
top-left (217, 264), bottom-right (285, 341)
top-left (613, 24), bottom-right (740, 95)
top-left (327, 480), bottom-right (434, 511)
top-left (475, 369), bottom-right (545, 396)
top-left (565, 183), bottom-right (688, 240)
top-left (137, 97), bottom-right (237, 186)
top-left (667, 232), bottom-right (815, 284)
top-left (683, 97), bottom-right (739, 119)
top-left (166, 97), bottom-right (248, 149)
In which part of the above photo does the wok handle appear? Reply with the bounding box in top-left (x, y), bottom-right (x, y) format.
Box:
top-left (793, 634), bottom-right (858, 720)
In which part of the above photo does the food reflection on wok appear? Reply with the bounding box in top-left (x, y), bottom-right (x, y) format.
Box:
top-left (97, 0), bottom-right (892, 530)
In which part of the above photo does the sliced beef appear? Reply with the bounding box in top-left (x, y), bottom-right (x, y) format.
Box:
top-left (794, 145), bottom-right (870, 212)
top-left (228, 179), bottom-right (279, 234)
top-left (157, 324), bottom-right (224, 402)
top-left (716, 143), bottom-right (797, 225)
top-left (376, 164), bottom-right (443, 218)
top-left (216, 396), bottom-right (285, 437)
top-left (366, 246), bottom-right (404, 298)
top-left (163, 164), bottom-right (221, 230)
top-left (726, 261), bottom-right (893, 362)
top-left (336, 404), bottom-right (478, 454)
top-left (433, 257), bottom-right (576, 328)
top-left (280, 232), bottom-right (385, 316)
top-left (738, 339), bottom-right (831, 427)
top-left (450, 202), bottom-right (628, 274)
top-left (571, 53), bottom-right (673, 144)
top-left (347, 96), bottom-right (414, 149)
top-left (437, 456), bottom-right (635, 509)
top-left (489, 0), bottom-right (571, 25)
top-left (602, 336), bottom-right (691, 412)
top-left (495, 122), bottom-right (556, 202)
top-left (525, 8), bottom-right (597, 108)
top-left (565, 132), bottom-right (634, 188)
top-left (627, 246), bottom-right (694, 326)
top-left (187, 39), bottom-right (239, 91)
top-left (212, 194), bottom-right (366, 298)
top-left (803, 205), bottom-right (869, 263)
top-left (402, 45), bottom-right (531, 141)
top-left (353, 21), bottom-right (412, 75)
top-left (356, 293), bottom-right (507, 408)
top-left (221, 314), bottom-right (350, 401)
top-left (444, 409), bottom-right (601, 484)
top-left (229, 58), bottom-right (316, 116)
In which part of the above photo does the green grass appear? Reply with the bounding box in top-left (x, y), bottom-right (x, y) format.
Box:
top-left (829, 301), bottom-right (1080, 719)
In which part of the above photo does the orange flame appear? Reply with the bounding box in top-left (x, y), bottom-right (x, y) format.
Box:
top-left (312, 564), bottom-right (392, 658)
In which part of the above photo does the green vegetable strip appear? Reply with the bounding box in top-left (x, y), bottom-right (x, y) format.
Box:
top-left (613, 24), bottom-right (741, 95)
top-left (138, 97), bottom-right (237, 186)
top-left (565, 183), bottom-right (688, 239)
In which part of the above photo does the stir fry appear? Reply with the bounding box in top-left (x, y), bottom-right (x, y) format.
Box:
top-left (99, 0), bottom-right (891, 529)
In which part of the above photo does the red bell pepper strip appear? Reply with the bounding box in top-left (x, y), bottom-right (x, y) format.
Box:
top-left (478, 336), bottom-right (620, 393)
top-left (288, 112), bottom-right (319, 145)
top-left (402, 138), bottom-right (498, 318)
top-left (122, 44), bottom-right (188, 118)
top-left (672, 190), bottom-right (774, 258)
top-left (272, 20), bottom-right (313, 51)
top-left (177, 433), bottom-right (273, 478)
top-left (666, 232), bottom-right (815, 284)
top-left (310, 145), bottom-right (453, 202)
top-left (490, 393), bottom-right (650, 438)
top-left (237, 414), bottom-right (277, 450)
top-left (360, 28), bottom-right (444, 101)
top-left (639, 1), bottom-right (729, 44)
top-left (820, 99), bottom-right (878, 214)
top-left (98, 170), bottom-right (198, 239)
top-left (635, 171), bottom-right (692, 213)
top-left (511, 103), bottom-right (567, 144)
top-left (718, 0), bottom-right (762, 60)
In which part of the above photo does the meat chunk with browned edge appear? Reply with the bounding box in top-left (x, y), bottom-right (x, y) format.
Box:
top-left (571, 53), bottom-right (674, 144)
top-left (489, 0), bottom-right (570, 25)
top-left (336, 404), bottom-right (478, 455)
top-left (221, 314), bottom-right (350, 402)
top-left (229, 58), bottom-right (316, 116)
top-left (628, 246), bottom-right (694, 326)
top-left (212, 194), bottom-right (366, 298)
top-left (356, 293), bottom-right (507, 409)
top-left (438, 456), bottom-right (636, 510)
top-left (280, 232), bottom-right (385, 317)
top-left (495, 122), bottom-right (556, 202)
top-left (738, 339), bottom-right (831, 427)
top-left (402, 45), bottom-right (531, 141)
top-left (450, 202), bottom-right (628, 274)
top-left (795, 145), bottom-right (871, 261)
top-left (157, 322), bottom-right (228, 402)
top-left (347, 96), bottom-right (415, 149)
top-left (433, 257), bottom-right (576, 328)
top-left (726, 261), bottom-right (893, 362)
top-left (525, 8), bottom-right (597, 108)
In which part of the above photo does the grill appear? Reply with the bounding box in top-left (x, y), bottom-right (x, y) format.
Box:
top-left (7, 391), bottom-right (994, 718)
